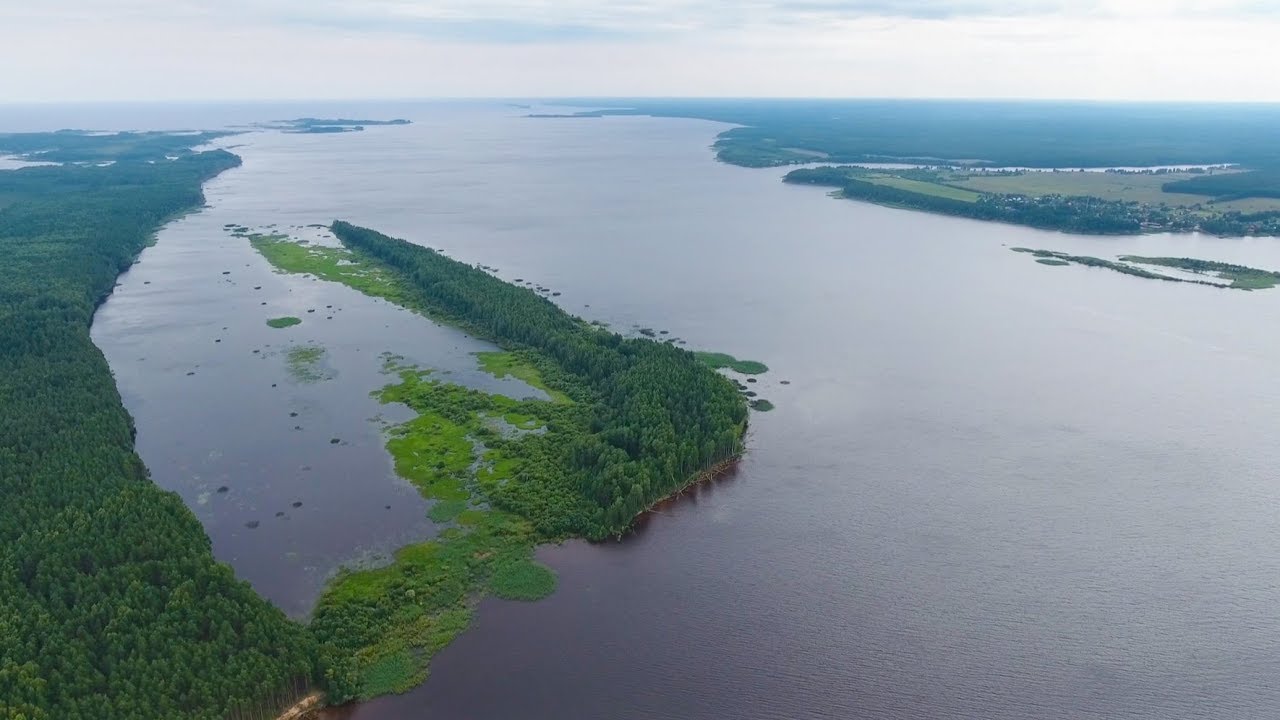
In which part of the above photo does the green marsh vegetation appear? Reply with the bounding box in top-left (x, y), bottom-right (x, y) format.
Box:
top-left (1118, 256), bottom-right (1280, 290)
top-left (252, 222), bottom-right (750, 704)
top-left (474, 350), bottom-right (572, 403)
top-left (694, 351), bottom-right (769, 375)
top-left (0, 132), bottom-right (317, 719)
top-left (268, 315), bottom-right (302, 328)
top-left (1011, 248), bottom-right (1280, 290)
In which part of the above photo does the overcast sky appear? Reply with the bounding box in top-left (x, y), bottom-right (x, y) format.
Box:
top-left (3, 0), bottom-right (1279, 102)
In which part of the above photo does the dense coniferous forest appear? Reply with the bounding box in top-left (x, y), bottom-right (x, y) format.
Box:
top-left (540, 99), bottom-right (1280, 169)
top-left (330, 221), bottom-right (749, 536)
top-left (1162, 170), bottom-right (1280, 200)
top-left (0, 136), bottom-right (317, 720)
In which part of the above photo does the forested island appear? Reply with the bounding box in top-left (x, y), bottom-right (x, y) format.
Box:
top-left (248, 223), bottom-right (753, 700)
top-left (267, 118), bottom-right (413, 134)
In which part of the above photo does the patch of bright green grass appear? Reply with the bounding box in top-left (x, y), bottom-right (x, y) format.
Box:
top-left (266, 315), bottom-right (301, 328)
top-left (250, 233), bottom-right (415, 307)
top-left (695, 351), bottom-right (769, 375)
top-left (427, 499), bottom-right (468, 524)
top-left (749, 399), bottom-right (776, 412)
top-left (475, 351), bottom-right (572, 403)
top-left (866, 175), bottom-right (982, 202)
top-left (489, 558), bottom-right (557, 601)
top-left (1035, 258), bottom-right (1070, 266)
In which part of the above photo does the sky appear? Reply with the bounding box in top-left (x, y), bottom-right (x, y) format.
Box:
top-left (2, 0), bottom-right (1279, 102)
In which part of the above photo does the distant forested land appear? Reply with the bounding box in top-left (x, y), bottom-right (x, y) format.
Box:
top-left (1163, 170), bottom-right (1280, 200)
top-left (543, 99), bottom-right (1280, 170)
top-left (0, 133), bottom-right (317, 720)
top-left (787, 169), bottom-right (1144, 234)
top-left (287, 118), bottom-right (411, 127)
top-left (785, 165), bottom-right (1280, 236)
top-left (0, 130), bottom-right (232, 163)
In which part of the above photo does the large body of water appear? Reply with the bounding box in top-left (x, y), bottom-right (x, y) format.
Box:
top-left (14, 101), bottom-right (1280, 718)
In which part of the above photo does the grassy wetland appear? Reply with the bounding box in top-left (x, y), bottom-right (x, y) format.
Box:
top-left (1011, 248), bottom-right (1280, 290)
top-left (249, 222), bottom-right (754, 704)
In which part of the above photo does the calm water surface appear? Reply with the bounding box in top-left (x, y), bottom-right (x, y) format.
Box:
top-left (51, 102), bottom-right (1280, 718)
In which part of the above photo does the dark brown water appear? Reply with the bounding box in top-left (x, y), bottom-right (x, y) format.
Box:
top-left (25, 101), bottom-right (1280, 718)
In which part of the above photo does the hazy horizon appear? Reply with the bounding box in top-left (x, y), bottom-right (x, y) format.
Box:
top-left (4, 1), bottom-right (1279, 103)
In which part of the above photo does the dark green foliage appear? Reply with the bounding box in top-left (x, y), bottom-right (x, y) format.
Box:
top-left (548, 99), bottom-right (1280, 169)
top-left (0, 139), bottom-right (317, 720)
top-left (0, 130), bottom-right (233, 164)
top-left (1163, 170), bottom-right (1280, 200)
top-left (330, 221), bottom-right (749, 539)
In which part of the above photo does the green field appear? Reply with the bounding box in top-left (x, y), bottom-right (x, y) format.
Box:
top-left (952, 171), bottom-right (1280, 213)
top-left (866, 175), bottom-right (982, 202)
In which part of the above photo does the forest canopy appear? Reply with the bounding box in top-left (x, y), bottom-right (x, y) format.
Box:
top-left (0, 133), bottom-right (317, 720)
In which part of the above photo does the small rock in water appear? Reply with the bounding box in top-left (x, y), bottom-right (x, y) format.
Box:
top-left (271, 383), bottom-right (277, 387)
top-left (385, 505), bottom-right (392, 510)
top-left (245, 520), bottom-right (260, 529)
top-left (746, 378), bottom-right (757, 383)
top-left (307, 309), bottom-right (316, 313)
top-left (186, 371), bottom-right (195, 376)
top-left (253, 286), bottom-right (261, 290)
top-left (330, 438), bottom-right (341, 444)
top-left (275, 511), bottom-right (285, 518)
top-left (216, 486), bottom-right (229, 493)
top-left (252, 349), bottom-right (260, 353)
top-left (289, 411), bottom-right (298, 417)
top-left (143, 281), bottom-right (151, 285)
top-left (292, 501), bottom-right (303, 508)
top-left (214, 339), bottom-right (221, 343)
top-left (780, 380), bottom-right (791, 385)
top-left (222, 271), bottom-right (231, 275)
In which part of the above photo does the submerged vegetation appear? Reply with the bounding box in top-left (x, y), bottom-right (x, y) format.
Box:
top-left (0, 132), bottom-right (316, 719)
top-left (251, 221), bottom-right (750, 703)
top-left (1011, 248), bottom-right (1280, 290)
top-left (267, 315), bottom-right (302, 328)
top-left (286, 344), bottom-right (329, 383)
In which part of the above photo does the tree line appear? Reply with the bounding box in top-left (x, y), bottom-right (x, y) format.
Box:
top-left (331, 221), bottom-right (750, 538)
top-left (1, 137), bottom-right (317, 720)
